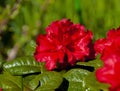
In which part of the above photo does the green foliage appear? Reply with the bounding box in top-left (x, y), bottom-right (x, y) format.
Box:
top-left (0, 55), bottom-right (63, 90)
top-left (28, 71), bottom-right (63, 91)
top-left (64, 69), bottom-right (109, 91)
top-left (85, 72), bottom-right (110, 91)
top-left (62, 57), bottom-right (110, 91)
top-left (77, 55), bottom-right (103, 70)
top-left (1, 0), bottom-right (120, 60)
top-left (0, 72), bottom-right (22, 91)
top-left (24, 40), bottom-right (36, 56)
top-left (3, 56), bottom-right (41, 75)
top-left (80, 0), bottom-right (120, 39)
top-left (0, 0), bottom-right (119, 90)
top-left (64, 69), bottom-right (91, 91)
top-left (0, 47), bottom-right (110, 91)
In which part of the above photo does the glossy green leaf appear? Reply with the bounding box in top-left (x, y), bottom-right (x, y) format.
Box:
top-left (64, 69), bottom-right (90, 91)
top-left (3, 56), bottom-right (41, 75)
top-left (84, 72), bottom-right (109, 91)
top-left (29, 71), bottom-right (63, 91)
top-left (64, 69), bottom-right (109, 91)
top-left (23, 74), bottom-right (37, 89)
top-left (77, 55), bottom-right (103, 69)
top-left (0, 72), bottom-right (22, 91)
top-left (64, 69), bottom-right (90, 82)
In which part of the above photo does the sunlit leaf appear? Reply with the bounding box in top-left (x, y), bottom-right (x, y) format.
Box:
top-left (77, 55), bottom-right (103, 69)
top-left (23, 74), bottom-right (37, 90)
top-left (0, 72), bottom-right (22, 91)
top-left (84, 72), bottom-right (110, 91)
top-left (64, 69), bottom-right (109, 91)
top-left (29, 71), bottom-right (63, 91)
top-left (64, 69), bottom-right (90, 91)
top-left (3, 56), bottom-right (41, 75)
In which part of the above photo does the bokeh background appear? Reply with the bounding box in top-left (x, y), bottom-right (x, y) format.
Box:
top-left (0, 0), bottom-right (120, 61)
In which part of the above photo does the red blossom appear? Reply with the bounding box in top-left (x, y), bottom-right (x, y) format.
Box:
top-left (34, 19), bottom-right (93, 70)
top-left (95, 27), bottom-right (120, 91)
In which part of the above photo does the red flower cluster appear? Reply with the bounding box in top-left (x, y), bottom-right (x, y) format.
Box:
top-left (34, 19), bottom-right (93, 70)
top-left (95, 28), bottom-right (120, 91)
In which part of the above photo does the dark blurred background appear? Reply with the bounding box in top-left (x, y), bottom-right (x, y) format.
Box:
top-left (0, 0), bottom-right (120, 61)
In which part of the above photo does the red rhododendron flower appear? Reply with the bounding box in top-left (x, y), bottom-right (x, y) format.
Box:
top-left (34, 19), bottom-right (93, 70)
top-left (95, 27), bottom-right (120, 91)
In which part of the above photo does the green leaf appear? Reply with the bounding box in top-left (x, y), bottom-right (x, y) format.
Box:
top-left (29, 71), bottom-right (63, 91)
top-left (64, 69), bottom-right (90, 82)
top-left (35, 88), bottom-right (54, 91)
top-left (3, 56), bottom-right (41, 75)
top-left (64, 69), bottom-right (109, 91)
top-left (24, 40), bottom-right (36, 56)
top-left (0, 72), bottom-right (22, 91)
top-left (64, 69), bottom-right (90, 91)
top-left (23, 74), bottom-right (37, 89)
top-left (68, 82), bottom-right (85, 91)
top-left (77, 55), bottom-right (103, 69)
top-left (85, 72), bottom-right (109, 91)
